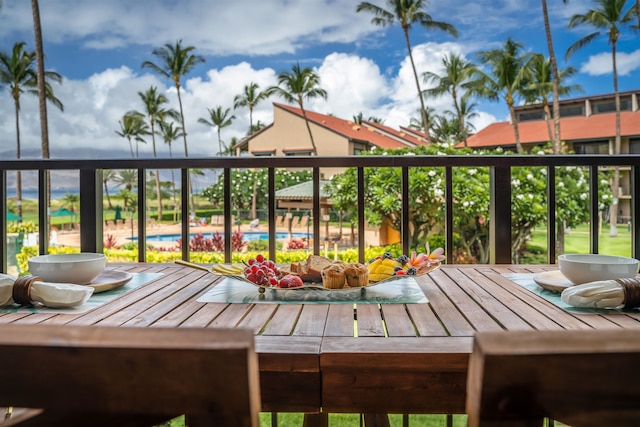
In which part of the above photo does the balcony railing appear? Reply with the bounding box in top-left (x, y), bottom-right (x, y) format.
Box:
top-left (2, 154), bottom-right (639, 273)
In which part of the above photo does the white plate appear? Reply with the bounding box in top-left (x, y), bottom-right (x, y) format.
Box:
top-left (533, 270), bottom-right (574, 293)
top-left (86, 270), bottom-right (133, 293)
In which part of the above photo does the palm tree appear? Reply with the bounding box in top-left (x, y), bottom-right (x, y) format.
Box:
top-left (0, 41), bottom-right (63, 219)
top-left (158, 121), bottom-right (184, 222)
top-left (566, 0), bottom-right (636, 237)
top-left (234, 82), bottom-right (270, 135)
top-left (115, 111), bottom-right (149, 157)
top-left (30, 0), bottom-right (50, 158)
top-left (267, 63), bottom-right (327, 155)
top-left (423, 53), bottom-right (479, 147)
top-left (523, 54), bottom-right (582, 145)
top-left (102, 169), bottom-right (116, 209)
top-left (141, 40), bottom-right (204, 157)
top-left (474, 38), bottom-right (535, 153)
top-left (356, 0), bottom-right (458, 142)
top-left (541, 0), bottom-right (570, 154)
top-left (137, 86), bottom-right (179, 222)
top-left (61, 192), bottom-right (79, 213)
top-left (444, 96), bottom-right (479, 143)
top-left (198, 106), bottom-right (236, 155)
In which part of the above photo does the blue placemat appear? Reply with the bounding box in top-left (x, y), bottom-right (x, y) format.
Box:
top-left (0, 272), bottom-right (163, 314)
top-left (504, 273), bottom-right (635, 315)
top-left (198, 276), bottom-right (428, 304)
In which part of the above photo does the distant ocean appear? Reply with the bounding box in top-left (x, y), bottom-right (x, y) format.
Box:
top-left (6, 189), bottom-right (78, 201)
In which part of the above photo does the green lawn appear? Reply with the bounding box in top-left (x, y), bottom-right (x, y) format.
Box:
top-left (162, 414), bottom-right (468, 426)
top-left (528, 223), bottom-right (633, 259)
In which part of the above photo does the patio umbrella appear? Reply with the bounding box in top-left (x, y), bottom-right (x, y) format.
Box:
top-left (6, 211), bottom-right (21, 221)
top-left (50, 207), bottom-right (75, 217)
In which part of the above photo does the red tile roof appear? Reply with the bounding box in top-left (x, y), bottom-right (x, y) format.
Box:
top-left (274, 103), bottom-right (420, 149)
top-left (463, 111), bottom-right (640, 149)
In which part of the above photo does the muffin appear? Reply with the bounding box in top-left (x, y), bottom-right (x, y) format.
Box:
top-left (321, 263), bottom-right (346, 289)
top-left (344, 262), bottom-right (369, 288)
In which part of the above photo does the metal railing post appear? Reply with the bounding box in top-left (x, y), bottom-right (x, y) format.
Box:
top-left (490, 166), bottom-right (512, 264)
top-left (79, 169), bottom-right (103, 253)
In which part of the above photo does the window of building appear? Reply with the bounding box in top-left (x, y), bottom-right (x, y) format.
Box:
top-left (630, 138), bottom-right (640, 154)
top-left (573, 141), bottom-right (609, 154)
top-left (592, 99), bottom-right (630, 114)
top-left (560, 105), bottom-right (584, 117)
top-left (517, 111), bottom-right (545, 121)
top-left (283, 148), bottom-right (314, 156)
top-left (252, 150), bottom-right (276, 157)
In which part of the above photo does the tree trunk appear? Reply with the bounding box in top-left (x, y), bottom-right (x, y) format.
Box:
top-left (175, 83), bottom-right (189, 157)
top-left (609, 41), bottom-right (620, 237)
top-left (453, 92), bottom-right (467, 147)
top-left (31, 0), bottom-right (52, 232)
top-left (543, 101), bottom-right (553, 143)
top-left (299, 104), bottom-right (318, 155)
top-left (541, 0), bottom-right (562, 154)
top-left (508, 99), bottom-right (523, 153)
top-left (14, 96), bottom-right (23, 219)
top-left (403, 27), bottom-right (430, 143)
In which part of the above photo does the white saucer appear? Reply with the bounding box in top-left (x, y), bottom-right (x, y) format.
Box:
top-left (532, 270), bottom-right (574, 293)
top-left (87, 270), bottom-right (133, 293)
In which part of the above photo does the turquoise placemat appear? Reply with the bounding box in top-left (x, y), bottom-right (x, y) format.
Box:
top-left (504, 273), bottom-right (635, 315)
top-left (0, 272), bottom-right (163, 314)
top-left (198, 276), bottom-right (428, 304)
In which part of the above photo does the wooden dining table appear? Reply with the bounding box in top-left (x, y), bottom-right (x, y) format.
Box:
top-left (3, 262), bottom-right (640, 420)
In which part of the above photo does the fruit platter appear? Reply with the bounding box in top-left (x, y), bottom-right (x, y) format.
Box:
top-left (176, 244), bottom-right (444, 292)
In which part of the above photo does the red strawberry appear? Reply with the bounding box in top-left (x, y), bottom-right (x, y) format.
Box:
top-left (279, 275), bottom-right (304, 288)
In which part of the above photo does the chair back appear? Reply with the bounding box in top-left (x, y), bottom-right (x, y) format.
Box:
top-left (0, 324), bottom-right (260, 427)
top-left (466, 329), bottom-right (640, 427)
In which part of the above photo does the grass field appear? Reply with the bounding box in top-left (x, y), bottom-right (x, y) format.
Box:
top-left (527, 223), bottom-right (633, 259)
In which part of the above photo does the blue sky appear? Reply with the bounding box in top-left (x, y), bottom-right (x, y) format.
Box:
top-left (0, 0), bottom-right (639, 158)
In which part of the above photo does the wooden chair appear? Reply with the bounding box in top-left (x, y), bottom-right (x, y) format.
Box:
top-left (466, 329), bottom-right (640, 427)
top-left (0, 324), bottom-right (261, 427)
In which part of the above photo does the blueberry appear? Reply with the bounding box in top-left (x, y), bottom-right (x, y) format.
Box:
top-left (382, 252), bottom-right (394, 260)
top-left (406, 267), bottom-right (417, 275)
top-left (394, 266), bottom-right (403, 272)
top-left (397, 255), bottom-right (409, 266)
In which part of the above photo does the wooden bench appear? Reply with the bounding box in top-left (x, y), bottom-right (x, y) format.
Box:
top-left (466, 329), bottom-right (640, 427)
top-left (0, 325), bottom-right (260, 427)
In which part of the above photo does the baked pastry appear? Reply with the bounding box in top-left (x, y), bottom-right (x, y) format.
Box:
top-left (321, 263), bottom-right (346, 289)
top-left (344, 262), bottom-right (369, 287)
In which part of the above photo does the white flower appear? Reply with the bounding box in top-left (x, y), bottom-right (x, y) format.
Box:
top-left (602, 194), bottom-right (609, 200)
top-left (558, 182), bottom-right (565, 188)
top-left (516, 194), bottom-right (525, 200)
top-left (428, 170), bottom-right (436, 177)
top-left (580, 193), bottom-right (587, 200)
top-left (601, 179), bottom-right (609, 185)
top-left (511, 179), bottom-right (521, 187)
top-left (468, 169), bottom-right (477, 175)
top-left (528, 194), bottom-right (534, 200)
top-left (527, 174), bottom-right (534, 180)
top-left (434, 189), bottom-right (444, 197)
top-left (463, 201), bottom-right (469, 207)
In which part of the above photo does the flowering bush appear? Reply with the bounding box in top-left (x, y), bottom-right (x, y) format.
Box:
top-left (286, 238), bottom-right (308, 250)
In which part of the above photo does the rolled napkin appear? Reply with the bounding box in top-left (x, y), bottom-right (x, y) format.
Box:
top-left (0, 274), bottom-right (94, 308)
top-left (561, 277), bottom-right (640, 309)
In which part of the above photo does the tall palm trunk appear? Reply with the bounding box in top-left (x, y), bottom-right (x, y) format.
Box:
top-left (14, 97), bottom-right (23, 220)
top-left (543, 99), bottom-right (554, 142)
top-left (451, 88), bottom-right (467, 147)
top-left (175, 82), bottom-right (189, 157)
top-left (507, 93), bottom-right (523, 153)
top-left (403, 28), bottom-right (430, 142)
top-left (610, 41), bottom-right (621, 237)
top-left (541, 0), bottom-right (562, 154)
top-left (31, 0), bottom-right (52, 229)
top-left (298, 101), bottom-right (318, 155)
top-left (150, 121), bottom-right (162, 223)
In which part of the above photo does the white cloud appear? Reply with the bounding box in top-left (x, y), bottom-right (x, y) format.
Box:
top-left (580, 50), bottom-right (640, 76)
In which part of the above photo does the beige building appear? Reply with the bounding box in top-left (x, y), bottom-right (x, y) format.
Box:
top-left (233, 102), bottom-right (428, 176)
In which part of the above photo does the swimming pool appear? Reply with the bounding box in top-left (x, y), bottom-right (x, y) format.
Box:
top-left (133, 231), bottom-right (309, 243)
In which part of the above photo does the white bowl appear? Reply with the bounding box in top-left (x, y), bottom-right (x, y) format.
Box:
top-left (558, 254), bottom-right (639, 285)
top-left (28, 253), bottom-right (107, 284)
